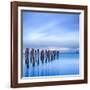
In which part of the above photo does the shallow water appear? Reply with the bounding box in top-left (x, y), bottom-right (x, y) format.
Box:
top-left (22, 53), bottom-right (79, 77)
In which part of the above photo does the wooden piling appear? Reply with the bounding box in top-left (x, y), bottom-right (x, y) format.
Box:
top-left (25, 48), bottom-right (29, 68)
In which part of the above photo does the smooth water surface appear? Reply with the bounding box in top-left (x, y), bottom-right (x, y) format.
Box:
top-left (22, 53), bottom-right (79, 77)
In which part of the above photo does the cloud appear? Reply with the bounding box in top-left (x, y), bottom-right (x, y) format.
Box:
top-left (23, 29), bottom-right (79, 49)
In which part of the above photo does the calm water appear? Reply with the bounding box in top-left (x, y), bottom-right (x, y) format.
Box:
top-left (22, 53), bottom-right (79, 77)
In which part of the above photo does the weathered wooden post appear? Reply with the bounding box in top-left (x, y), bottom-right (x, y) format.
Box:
top-left (25, 48), bottom-right (29, 68)
top-left (50, 51), bottom-right (53, 61)
top-left (57, 51), bottom-right (59, 59)
top-left (45, 50), bottom-right (48, 63)
top-left (47, 50), bottom-right (50, 62)
top-left (37, 49), bottom-right (39, 65)
top-left (51, 51), bottom-right (54, 61)
top-left (30, 49), bottom-right (32, 63)
top-left (54, 50), bottom-right (57, 59)
top-left (35, 50), bottom-right (37, 61)
top-left (40, 50), bottom-right (44, 64)
top-left (53, 51), bottom-right (55, 60)
top-left (30, 48), bottom-right (35, 67)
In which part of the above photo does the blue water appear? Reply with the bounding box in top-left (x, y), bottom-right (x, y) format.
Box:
top-left (22, 53), bottom-right (79, 77)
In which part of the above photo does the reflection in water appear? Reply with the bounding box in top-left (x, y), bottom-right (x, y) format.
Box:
top-left (23, 48), bottom-right (79, 77)
top-left (25, 68), bottom-right (29, 77)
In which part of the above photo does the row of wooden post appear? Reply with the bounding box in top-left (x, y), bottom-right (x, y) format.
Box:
top-left (25, 48), bottom-right (59, 68)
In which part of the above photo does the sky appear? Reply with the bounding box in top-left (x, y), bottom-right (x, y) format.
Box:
top-left (22, 10), bottom-right (80, 50)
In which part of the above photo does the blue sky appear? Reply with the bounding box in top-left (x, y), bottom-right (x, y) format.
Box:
top-left (22, 11), bottom-right (80, 50)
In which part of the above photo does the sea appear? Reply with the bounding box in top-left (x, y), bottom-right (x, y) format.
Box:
top-left (22, 52), bottom-right (79, 77)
